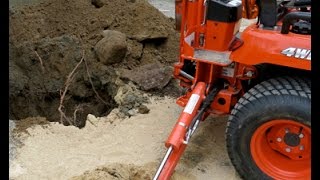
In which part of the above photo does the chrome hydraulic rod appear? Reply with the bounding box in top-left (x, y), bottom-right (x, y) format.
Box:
top-left (179, 70), bottom-right (194, 81)
top-left (153, 146), bottom-right (173, 180)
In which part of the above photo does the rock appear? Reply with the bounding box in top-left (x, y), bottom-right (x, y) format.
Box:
top-left (87, 114), bottom-right (98, 122)
top-left (131, 33), bottom-right (168, 42)
top-left (91, 0), bottom-right (104, 8)
top-left (114, 86), bottom-right (149, 106)
top-left (113, 82), bottom-right (150, 116)
top-left (121, 63), bottom-right (173, 91)
top-left (138, 105), bottom-right (150, 114)
top-left (127, 109), bottom-right (137, 116)
top-left (95, 30), bottom-right (127, 65)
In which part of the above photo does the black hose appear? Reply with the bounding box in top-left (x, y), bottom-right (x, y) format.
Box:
top-left (281, 12), bottom-right (311, 34)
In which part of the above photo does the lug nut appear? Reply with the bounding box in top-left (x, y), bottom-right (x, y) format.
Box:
top-left (300, 145), bottom-right (304, 151)
top-left (285, 147), bottom-right (291, 153)
top-left (285, 128), bottom-right (289, 133)
top-left (299, 134), bottom-right (304, 138)
top-left (245, 71), bottom-right (254, 77)
top-left (276, 137), bottom-right (282, 142)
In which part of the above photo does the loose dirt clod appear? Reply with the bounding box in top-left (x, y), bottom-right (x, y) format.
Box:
top-left (91, 0), bottom-right (104, 8)
top-left (138, 105), bottom-right (150, 114)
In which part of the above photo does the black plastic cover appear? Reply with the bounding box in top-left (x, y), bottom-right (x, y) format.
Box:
top-left (292, 21), bottom-right (311, 35)
top-left (259, 0), bottom-right (277, 27)
top-left (206, 0), bottom-right (242, 23)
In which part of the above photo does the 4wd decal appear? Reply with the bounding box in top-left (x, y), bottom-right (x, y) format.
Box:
top-left (281, 47), bottom-right (311, 60)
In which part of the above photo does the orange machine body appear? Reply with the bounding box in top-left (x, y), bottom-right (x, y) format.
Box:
top-left (173, 0), bottom-right (310, 114)
top-left (156, 0), bottom-right (311, 179)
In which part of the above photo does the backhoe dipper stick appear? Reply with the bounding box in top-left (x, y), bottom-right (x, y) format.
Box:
top-left (153, 82), bottom-right (207, 180)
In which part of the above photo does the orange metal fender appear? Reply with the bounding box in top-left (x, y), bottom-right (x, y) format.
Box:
top-left (230, 24), bottom-right (311, 70)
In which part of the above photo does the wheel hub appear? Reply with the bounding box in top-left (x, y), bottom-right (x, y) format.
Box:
top-left (251, 120), bottom-right (311, 180)
top-left (266, 124), bottom-right (310, 160)
top-left (284, 132), bottom-right (300, 147)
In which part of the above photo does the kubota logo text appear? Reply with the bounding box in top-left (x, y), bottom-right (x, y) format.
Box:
top-left (281, 47), bottom-right (311, 60)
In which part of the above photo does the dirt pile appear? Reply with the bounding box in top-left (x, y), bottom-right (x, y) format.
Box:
top-left (70, 163), bottom-right (157, 180)
top-left (9, 0), bottom-right (180, 127)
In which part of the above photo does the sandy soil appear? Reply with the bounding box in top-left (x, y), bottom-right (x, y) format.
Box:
top-left (10, 96), bottom-right (240, 180)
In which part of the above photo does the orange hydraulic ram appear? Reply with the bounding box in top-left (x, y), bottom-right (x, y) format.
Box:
top-left (153, 82), bottom-right (220, 180)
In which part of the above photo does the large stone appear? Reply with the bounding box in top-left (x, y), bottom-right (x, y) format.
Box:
top-left (95, 30), bottom-right (127, 65)
top-left (121, 63), bottom-right (173, 91)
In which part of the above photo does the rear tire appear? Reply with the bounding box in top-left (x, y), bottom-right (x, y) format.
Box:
top-left (226, 76), bottom-right (311, 180)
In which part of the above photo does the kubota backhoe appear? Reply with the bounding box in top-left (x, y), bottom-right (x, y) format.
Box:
top-left (153, 0), bottom-right (311, 179)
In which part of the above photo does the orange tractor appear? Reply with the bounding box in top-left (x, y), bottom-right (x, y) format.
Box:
top-left (153, 0), bottom-right (311, 179)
